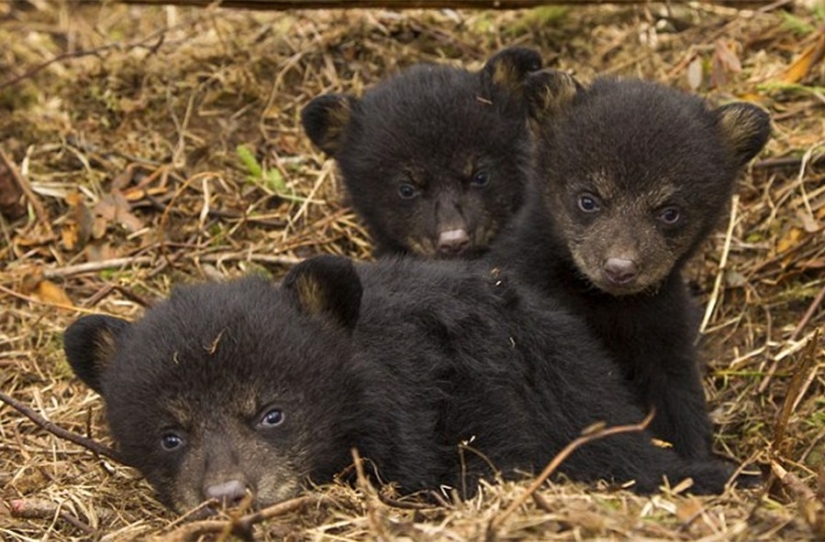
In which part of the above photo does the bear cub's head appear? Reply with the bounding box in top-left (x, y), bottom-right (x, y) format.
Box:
top-left (302, 47), bottom-right (542, 259)
top-left (524, 71), bottom-right (770, 295)
top-left (63, 258), bottom-right (364, 514)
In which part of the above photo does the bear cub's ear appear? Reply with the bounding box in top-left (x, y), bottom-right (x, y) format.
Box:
top-left (301, 94), bottom-right (358, 156)
top-left (282, 255), bottom-right (362, 332)
top-left (713, 102), bottom-right (771, 168)
top-left (63, 315), bottom-right (131, 395)
top-left (481, 47), bottom-right (543, 94)
top-left (523, 69), bottom-right (583, 122)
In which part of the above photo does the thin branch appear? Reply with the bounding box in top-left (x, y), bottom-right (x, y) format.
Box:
top-left (157, 495), bottom-right (331, 541)
top-left (492, 410), bottom-right (655, 529)
top-left (0, 148), bottom-right (53, 238)
top-left (0, 390), bottom-right (125, 464)
top-left (41, 256), bottom-right (156, 279)
top-left (790, 283), bottom-right (825, 341)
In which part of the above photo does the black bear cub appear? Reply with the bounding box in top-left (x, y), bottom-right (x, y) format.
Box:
top-left (493, 71), bottom-right (771, 460)
top-left (64, 256), bottom-right (734, 513)
top-left (302, 48), bottom-right (541, 259)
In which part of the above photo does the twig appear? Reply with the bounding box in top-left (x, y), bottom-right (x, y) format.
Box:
top-left (0, 390), bottom-right (125, 463)
top-left (0, 148), bottom-right (53, 238)
top-left (40, 256), bottom-right (156, 279)
top-left (377, 491), bottom-right (437, 511)
top-left (700, 194), bottom-right (739, 333)
top-left (492, 410), bottom-right (655, 529)
top-left (352, 448), bottom-right (388, 541)
top-left (8, 498), bottom-right (95, 535)
top-left (0, 283), bottom-right (106, 315)
top-left (771, 460), bottom-right (825, 539)
top-left (790, 283), bottom-right (825, 341)
top-left (752, 153), bottom-right (825, 170)
top-left (771, 330), bottom-right (821, 459)
top-left (157, 495), bottom-right (330, 541)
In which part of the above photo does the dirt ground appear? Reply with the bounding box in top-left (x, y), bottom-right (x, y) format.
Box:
top-left (1, 0), bottom-right (824, 540)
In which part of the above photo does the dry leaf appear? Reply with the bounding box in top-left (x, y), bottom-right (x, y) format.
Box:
top-left (777, 226), bottom-right (803, 253)
top-left (687, 57), bottom-right (703, 91)
top-left (675, 497), bottom-right (705, 523)
top-left (711, 40), bottom-right (742, 88)
top-left (782, 30), bottom-right (825, 84)
top-left (35, 280), bottom-right (73, 307)
top-left (63, 192), bottom-right (93, 250)
top-left (94, 190), bottom-right (144, 233)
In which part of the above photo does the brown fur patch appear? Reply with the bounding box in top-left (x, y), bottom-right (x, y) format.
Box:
top-left (492, 60), bottom-right (522, 93)
top-left (293, 274), bottom-right (327, 318)
top-left (716, 104), bottom-right (766, 162)
top-left (319, 97), bottom-right (352, 154)
top-left (91, 328), bottom-right (118, 376)
top-left (529, 70), bottom-right (579, 120)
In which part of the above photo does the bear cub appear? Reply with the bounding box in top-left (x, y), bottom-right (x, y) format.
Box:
top-left (302, 47), bottom-right (541, 259)
top-left (493, 71), bottom-right (771, 460)
top-left (64, 255), bottom-right (734, 513)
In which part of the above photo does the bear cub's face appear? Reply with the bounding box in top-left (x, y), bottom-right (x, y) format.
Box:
top-left (303, 48), bottom-right (542, 259)
top-left (63, 269), bottom-right (363, 514)
top-left (525, 74), bottom-right (770, 295)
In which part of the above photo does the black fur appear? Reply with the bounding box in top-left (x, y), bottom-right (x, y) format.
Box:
top-left (492, 74), bottom-right (771, 460)
top-left (301, 48), bottom-right (541, 259)
top-left (64, 256), bottom-right (733, 512)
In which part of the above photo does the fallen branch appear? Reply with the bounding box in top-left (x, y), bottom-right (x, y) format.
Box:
top-left (771, 461), bottom-right (825, 539)
top-left (0, 390), bottom-right (124, 464)
top-left (8, 498), bottom-right (95, 535)
top-left (492, 410), bottom-right (655, 529)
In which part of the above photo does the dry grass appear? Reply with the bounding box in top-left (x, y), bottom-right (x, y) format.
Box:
top-left (1, 0), bottom-right (824, 540)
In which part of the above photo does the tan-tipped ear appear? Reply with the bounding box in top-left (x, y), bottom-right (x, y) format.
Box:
top-left (64, 315), bottom-right (131, 395)
top-left (301, 94), bottom-right (357, 156)
top-left (282, 255), bottom-right (362, 332)
top-left (714, 102), bottom-right (771, 167)
top-left (524, 69), bottom-right (582, 124)
top-left (481, 47), bottom-right (543, 95)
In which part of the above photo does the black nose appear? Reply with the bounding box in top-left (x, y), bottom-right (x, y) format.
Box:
top-left (603, 258), bottom-right (638, 284)
top-left (205, 479), bottom-right (249, 508)
top-left (438, 229), bottom-right (470, 255)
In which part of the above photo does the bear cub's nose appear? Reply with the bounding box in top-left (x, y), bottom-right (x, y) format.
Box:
top-left (603, 258), bottom-right (638, 284)
top-left (205, 479), bottom-right (249, 508)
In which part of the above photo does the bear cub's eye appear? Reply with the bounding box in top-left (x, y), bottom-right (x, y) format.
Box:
top-left (658, 207), bottom-right (681, 225)
top-left (577, 193), bottom-right (601, 213)
top-left (257, 407), bottom-right (285, 429)
top-left (160, 432), bottom-right (185, 452)
top-left (398, 183), bottom-right (418, 200)
top-left (470, 170), bottom-right (489, 187)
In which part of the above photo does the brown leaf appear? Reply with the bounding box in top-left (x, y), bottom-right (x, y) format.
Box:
top-left (777, 227), bottom-right (803, 254)
top-left (711, 40), bottom-right (742, 88)
top-left (675, 497), bottom-right (705, 523)
top-left (84, 242), bottom-right (119, 262)
top-left (63, 193), bottom-right (93, 250)
top-left (782, 31), bottom-right (825, 84)
top-left (687, 57), bottom-right (703, 91)
top-left (94, 190), bottom-right (144, 233)
top-left (35, 280), bottom-right (74, 307)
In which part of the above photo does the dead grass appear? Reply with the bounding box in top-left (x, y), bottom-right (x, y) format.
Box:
top-left (1, 0), bottom-right (824, 540)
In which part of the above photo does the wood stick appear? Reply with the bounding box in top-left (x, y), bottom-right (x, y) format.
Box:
top-left (492, 409), bottom-right (654, 529)
top-left (0, 390), bottom-right (125, 464)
